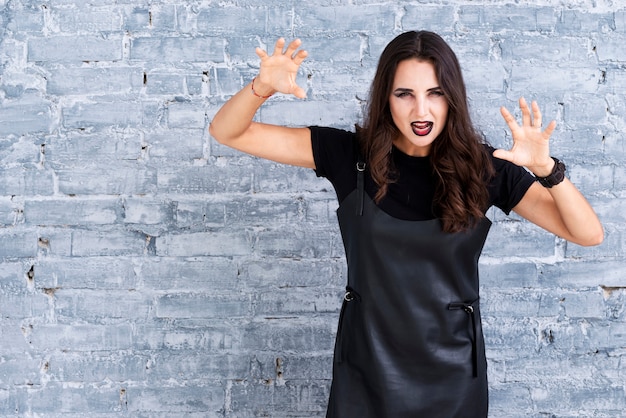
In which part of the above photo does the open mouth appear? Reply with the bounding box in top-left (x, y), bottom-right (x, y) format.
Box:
top-left (411, 121), bottom-right (433, 137)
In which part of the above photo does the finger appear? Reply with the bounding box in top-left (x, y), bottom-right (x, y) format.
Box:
top-left (500, 106), bottom-right (519, 129)
top-left (531, 100), bottom-right (542, 128)
top-left (273, 38), bottom-right (286, 56)
top-left (293, 85), bottom-right (307, 99)
top-left (492, 148), bottom-right (515, 162)
top-left (284, 38), bottom-right (302, 57)
top-left (519, 97), bottom-right (531, 127)
top-left (542, 120), bottom-right (557, 139)
top-left (255, 47), bottom-right (269, 60)
top-left (293, 49), bottom-right (308, 66)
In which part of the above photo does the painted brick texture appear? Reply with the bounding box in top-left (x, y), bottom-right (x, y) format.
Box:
top-left (0, 0), bottom-right (624, 416)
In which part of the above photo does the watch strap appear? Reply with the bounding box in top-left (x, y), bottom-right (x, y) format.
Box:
top-left (536, 157), bottom-right (566, 188)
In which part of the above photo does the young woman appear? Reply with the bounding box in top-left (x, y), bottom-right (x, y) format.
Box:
top-left (209, 31), bottom-right (603, 418)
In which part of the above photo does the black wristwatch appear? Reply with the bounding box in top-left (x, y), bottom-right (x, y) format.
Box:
top-left (536, 157), bottom-right (566, 188)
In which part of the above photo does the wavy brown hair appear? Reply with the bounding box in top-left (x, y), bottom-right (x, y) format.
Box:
top-left (357, 31), bottom-right (495, 233)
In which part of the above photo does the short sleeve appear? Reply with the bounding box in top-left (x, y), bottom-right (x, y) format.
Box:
top-left (488, 148), bottom-right (536, 215)
top-left (310, 126), bottom-right (359, 203)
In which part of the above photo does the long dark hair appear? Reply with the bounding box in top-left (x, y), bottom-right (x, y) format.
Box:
top-left (357, 30), bottom-right (494, 233)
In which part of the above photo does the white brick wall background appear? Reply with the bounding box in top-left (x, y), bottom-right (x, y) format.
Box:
top-left (0, 0), bottom-right (624, 416)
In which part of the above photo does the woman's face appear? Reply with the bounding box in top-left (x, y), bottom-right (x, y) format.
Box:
top-left (389, 59), bottom-right (449, 157)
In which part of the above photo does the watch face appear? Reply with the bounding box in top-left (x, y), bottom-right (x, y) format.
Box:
top-left (555, 170), bottom-right (565, 182)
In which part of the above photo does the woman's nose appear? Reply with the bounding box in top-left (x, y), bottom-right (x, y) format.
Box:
top-left (414, 96), bottom-right (428, 118)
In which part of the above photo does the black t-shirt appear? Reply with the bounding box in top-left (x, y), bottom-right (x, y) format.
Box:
top-left (310, 126), bottom-right (535, 221)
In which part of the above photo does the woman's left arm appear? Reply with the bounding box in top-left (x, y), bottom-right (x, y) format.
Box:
top-left (494, 98), bottom-right (604, 247)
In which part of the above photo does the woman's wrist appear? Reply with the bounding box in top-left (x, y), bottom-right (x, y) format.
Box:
top-left (530, 158), bottom-right (556, 178)
top-left (534, 157), bottom-right (567, 188)
top-left (251, 77), bottom-right (275, 99)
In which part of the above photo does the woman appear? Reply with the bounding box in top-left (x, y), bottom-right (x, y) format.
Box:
top-left (209, 31), bottom-right (603, 417)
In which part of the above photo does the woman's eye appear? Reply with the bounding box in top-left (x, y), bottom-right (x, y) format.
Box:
top-left (395, 92), bottom-right (411, 98)
top-left (430, 90), bottom-right (444, 97)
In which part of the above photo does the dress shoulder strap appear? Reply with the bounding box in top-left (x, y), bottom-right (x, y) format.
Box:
top-left (355, 160), bottom-right (366, 216)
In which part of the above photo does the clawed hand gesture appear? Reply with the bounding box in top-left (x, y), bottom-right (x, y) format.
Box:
top-left (255, 38), bottom-right (308, 99)
top-left (493, 98), bottom-right (557, 176)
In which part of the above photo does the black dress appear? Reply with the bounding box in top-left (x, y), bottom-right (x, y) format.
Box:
top-left (310, 127), bottom-right (535, 417)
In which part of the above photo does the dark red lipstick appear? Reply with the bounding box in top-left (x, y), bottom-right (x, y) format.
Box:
top-left (411, 121), bottom-right (433, 137)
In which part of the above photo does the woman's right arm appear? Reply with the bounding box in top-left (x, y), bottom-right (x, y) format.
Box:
top-left (208, 38), bottom-right (315, 169)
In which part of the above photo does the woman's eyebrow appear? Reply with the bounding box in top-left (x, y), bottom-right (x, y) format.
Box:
top-left (392, 86), bottom-right (442, 92)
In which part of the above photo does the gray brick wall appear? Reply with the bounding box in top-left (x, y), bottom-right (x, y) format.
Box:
top-left (0, 0), bottom-right (624, 416)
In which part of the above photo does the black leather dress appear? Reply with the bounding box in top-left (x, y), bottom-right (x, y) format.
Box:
top-left (326, 163), bottom-right (491, 418)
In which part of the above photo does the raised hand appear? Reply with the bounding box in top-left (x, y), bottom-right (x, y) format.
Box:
top-left (254, 38), bottom-right (308, 99)
top-left (493, 98), bottom-right (557, 177)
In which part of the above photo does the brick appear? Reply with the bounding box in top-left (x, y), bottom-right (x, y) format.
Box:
top-left (55, 7), bottom-right (123, 33)
top-left (155, 293), bottom-right (252, 319)
top-left (530, 384), bottom-right (626, 412)
top-left (143, 70), bottom-right (185, 95)
top-left (47, 67), bottom-right (143, 96)
top-left (461, 61), bottom-right (507, 94)
top-left (148, 352), bottom-right (250, 381)
top-left (500, 35), bottom-right (591, 65)
top-left (36, 257), bottom-right (139, 289)
top-left (509, 66), bottom-right (602, 96)
top-left (137, 257), bottom-right (238, 291)
top-left (254, 225), bottom-right (338, 258)
top-left (127, 384), bottom-right (225, 413)
top-left (55, 289), bottom-right (152, 322)
top-left (241, 318), bottom-right (336, 352)
top-left (24, 198), bottom-right (121, 226)
top-left (561, 289), bottom-right (608, 319)
top-left (157, 230), bottom-right (252, 257)
top-left (0, 93), bottom-right (54, 136)
top-left (196, 5), bottom-right (267, 35)
top-left (174, 199), bottom-right (227, 228)
top-left (54, 163), bottom-right (157, 195)
top-left (0, 290), bottom-right (49, 319)
top-left (0, 231), bottom-right (38, 259)
top-left (241, 258), bottom-right (344, 289)
top-left (556, 9), bottom-right (615, 35)
top-left (62, 101), bottom-right (144, 130)
top-left (481, 289), bottom-right (561, 317)
top-left (224, 195), bottom-right (304, 226)
top-left (229, 380), bottom-right (329, 415)
top-left (252, 162), bottom-right (334, 194)
top-left (540, 260), bottom-right (626, 288)
top-left (296, 5), bottom-right (396, 34)
top-left (4, 5), bottom-right (44, 34)
top-left (458, 5), bottom-right (557, 33)
top-left (28, 324), bottom-right (133, 351)
top-left (121, 6), bottom-right (151, 31)
top-left (45, 130), bottom-right (143, 162)
top-left (28, 36), bottom-right (123, 62)
top-left (483, 220), bottom-right (556, 258)
top-left (0, 167), bottom-right (55, 196)
top-left (122, 197), bottom-right (175, 226)
top-left (28, 385), bottom-right (123, 414)
top-left (254, 288), bottom-right (342, 315)
top-left (167, 100), bottom-right (207, 129)
top-left (134, 323), bottom-right (243, 351)
top-left (488, 383), bottom-right (533, 415)
top-left (595, 35), bottom-right (626, 62)
top-left (0, 354), bottom-right (42, 386)
top-left (46, 352), bottom-right (149, 383)
top-left (141, 4), bottom-right (177, 33)
top-left (130, 36), bottom-right (225, 63)
top-left (67, 228), bottom-right (148, 257)
top-left (157, 165), bottom-right (252, 194)
top-left (0, 318), bottom-right (33, 355)
top-left (210, 67), bottom-right (243, 97)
